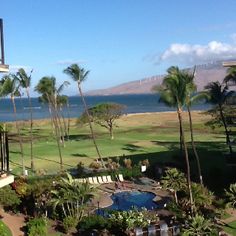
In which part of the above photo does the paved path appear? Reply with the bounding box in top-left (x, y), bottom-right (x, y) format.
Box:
top-left (0, 209), bottom-right (25, 236)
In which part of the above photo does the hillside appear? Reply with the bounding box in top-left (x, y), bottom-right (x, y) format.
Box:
top-left (86, 61), bottom-right (228, 95)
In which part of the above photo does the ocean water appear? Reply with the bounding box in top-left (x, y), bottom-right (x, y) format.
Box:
top-left (0, 94), bottom-right (211, 122)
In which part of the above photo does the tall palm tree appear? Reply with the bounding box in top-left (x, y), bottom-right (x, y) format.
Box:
top-left (16, 68), bottom-right (34, 171)
top-left (35, 76), bottom-right (69, 170)
top-left (63, 64), bottom-right (105, 168)
top-left (224, 66), bottom-right (236, 85)
top-left (204, 81), bottom-right (234, 155)
top-left (183, 67), bottom-right (204, 185)
top-left (0, 75), bottom-right (25, 175)
top-left (155, 66), bottom-right (194, 214)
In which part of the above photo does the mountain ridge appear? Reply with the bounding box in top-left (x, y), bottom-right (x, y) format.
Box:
top-left (86, 61), bottom-right (230, 96)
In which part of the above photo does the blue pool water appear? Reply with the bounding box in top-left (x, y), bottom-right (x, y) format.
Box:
top-left (100, 191), bottom-right (165, 213)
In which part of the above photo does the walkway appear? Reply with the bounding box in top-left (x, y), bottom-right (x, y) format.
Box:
top-left (0, 209), bottom-right (25, 236)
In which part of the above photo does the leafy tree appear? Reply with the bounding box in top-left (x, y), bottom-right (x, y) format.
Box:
top-left (0, 75), bottom-right (25, 175)
top-left (204, 81), bottom-right (234, 155)
top-left (17, 68), bottom-right (35, 171)
top-left (225, 183), bottom-right (236, 209)
top-left (64, 64), bottom-right (105, 167)
top-left (154, 66), bottom-right (194, 214)
top-left (50, 173), bottom-right (95, 223)
top-left (182, 214), bottom-right (217, 235)
top-left (161, 168), bottom-right (187, 204)
top-left (80, 103), bottom-right (125, 140)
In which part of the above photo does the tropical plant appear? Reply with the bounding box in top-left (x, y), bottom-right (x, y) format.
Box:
top-left (50, 173), bottom-right (96, 223)
top-left (79, 103), bottom-right (126, 139)
top-left (64, 64), bottom-right (105, 167)
top-left (204, 81), bottom-right (234, 155)
top-left (161, 168), bottom-right (187, 204)
top-left (154, 66), bottom-right (194, 214)
top-left (182, 214), bottom-right (217, 235)
top-left (224, 66), bottom-right (236, 85)
top-left (0, 75), bottom-right (25, 175)
top-left (26, 217), bottom-right (47, 236)
top-left (225, 183), bottom-right (236, 209)
top-left (35, 76), bottom-right (69, 170)
top-left (16, 68), bottom-right (35, 171)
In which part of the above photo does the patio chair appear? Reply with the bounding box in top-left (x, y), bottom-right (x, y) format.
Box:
top-left (148, 225), bottom-right (156, 236)
top-left (134, 227), bottom-right (143, 236)
top-left (88, 177), bottom-right (94, 184)
top-left (106, 175), bottom-right (113, 183)
top-left (118, 174), bottom-right (124, 182)
top-left (92, 177), bottom-right (99, 184)
top-left (102, 176), bottom-right (108, 183)
top-left (97, 176), bottom-right (104, 184)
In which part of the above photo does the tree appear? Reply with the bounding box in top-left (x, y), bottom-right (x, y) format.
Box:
top-left (182, 214), bottom-right (217, 236)
top-left (225, 183), bottom-right (236, 209)
top-left (35, 76), bottom-right (69, 170)
top-left (80, 103), bottom-right (125, 140)
top-left (50, 173), bottom-right (95, 223)
top-left (154, 66), bottom-right (194, 214)
top-left (224, 66), bottom-right (236, 85)
top-left (204, 81), bottom-right (234, 156)
top-left (63, 64), bottom-right (105, 167)
top-left (161, 168), bottom-right (187, 204)
top-left (17, 68), bottom-right (35, 171)
top-left (0, 75), bottom-right (25, 175)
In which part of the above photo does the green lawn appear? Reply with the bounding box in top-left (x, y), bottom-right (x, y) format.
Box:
top-left (223, 221), bottom-right (236, 236)
top-left (0, 220), bottom-right (12, 236)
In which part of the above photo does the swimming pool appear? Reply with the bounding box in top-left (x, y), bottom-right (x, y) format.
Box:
top-left (99, 191), bottom-right (166, 213)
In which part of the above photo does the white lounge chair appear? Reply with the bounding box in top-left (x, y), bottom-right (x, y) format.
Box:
top-left (118, 174), bottom-right (124, 182)
top-left (148, 225), bottom-right (156, 236)
top-left (102, 176), bottom-right (108, 183)
top-left (88, 177), bottom-right (94, 184)
top-left (97, 176), bottom-right (104, 184)
top-left (107, 175), bottom-right (113, 183)
top-left (134, 227), bottom-right (143, 236)
top-left (92, 177), bottom-right (99, 184)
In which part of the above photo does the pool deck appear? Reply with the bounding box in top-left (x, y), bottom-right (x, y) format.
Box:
top-left (91, 178), bottom-right (173, 212)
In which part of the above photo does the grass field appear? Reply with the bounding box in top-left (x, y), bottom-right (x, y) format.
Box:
top-left (0, 220), bottom-right (12, 236)
top-left (7, 111), bottom-right (236, 192)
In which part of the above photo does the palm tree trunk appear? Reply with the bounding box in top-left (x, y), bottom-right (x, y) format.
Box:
top-left (77, 84), bottom-right (105, 168)
top-left (177, 110), bottom-right (183, 153)
top-left (177, 107), bottom-right (194, 215)
top-left (66, 101), bottom-right (71, 140)
top-left (11, 96), bottom-right (25, 176)
top-left (26, 88), bottom-right (34, 171)
top-left (219, 104), bottom-right (233, 156)
top-left (187, 105), bottom-right (203, 185)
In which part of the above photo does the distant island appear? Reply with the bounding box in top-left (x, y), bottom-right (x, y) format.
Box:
top-left (86, 60), bottom-right (228, 96)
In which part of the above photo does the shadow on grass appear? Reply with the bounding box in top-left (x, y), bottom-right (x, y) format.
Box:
top-left (122, 144), bottom-right (145, 152)
top-left (67, 134), bottom-right (91, 141)
top-left (71, 153), bottom-right (88, 157)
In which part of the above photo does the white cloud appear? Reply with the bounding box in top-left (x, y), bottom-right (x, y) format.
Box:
top-left (158, 40), bottom-right (236, 65)
top-left (56, 59), bottom-right (86, 65)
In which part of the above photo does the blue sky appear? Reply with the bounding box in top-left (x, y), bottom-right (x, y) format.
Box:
top-left (1, 0), bottom-right (236, 96)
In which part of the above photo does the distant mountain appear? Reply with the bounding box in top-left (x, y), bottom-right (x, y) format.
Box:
top-left (86, 61), bottom-right (229, 96)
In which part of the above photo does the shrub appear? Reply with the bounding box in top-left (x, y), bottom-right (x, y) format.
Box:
top-left (26, 217), bottom-right (47, 236)
top-left (79, 215), bottom-right (109, 231)
top-left (0, 185), bottom-right (21, 210)
top-left (89, 161), bottom-right (101, 170)
top-left (123, 158), bottom-right (132, 169)
top-left (62, 216), bottom-right (78, 233)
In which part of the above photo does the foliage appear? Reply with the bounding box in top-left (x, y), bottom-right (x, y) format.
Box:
top-left (12, 177), bottom-right (28, 197)
top-left (26, 217), bottom-right (47, 236)
top-left (89, 161), bottom-right (102, 170)
top-left (0, 185), bottom-right (21, 210)
top-left (109, 207), bottom-right (157, 232)
top-left (50, 172), bottom-right (96, 222)
top-left (62, 216), bottom-right (78, 233)
top-left (225, 183), bottom-right (236, 209)
top-left (182, 214), bottom-right (218, 235)
top-left (123, 158), bottom-right (132, 169)
top-left (79, 215), bottom-right (110, 231)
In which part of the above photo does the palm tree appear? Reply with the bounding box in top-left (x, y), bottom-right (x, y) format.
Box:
top-left (161, 168), bottom-right (187, 204)
top-left (184, 67), bottom-right (204, 185)
top-left (155, 66), bottom-right (194, 214)
top-left (0, 75), bottom-right (25, 175)
top-left (224, 66), bottom-right (236, 85)
top-left (225, 183), bottom-right (236, 209)
top-left (50, 173), bottom-right (95, 221)
top-left (16, 68), bottom-right (34, 171)
top-left (204, 81), bottom-right (234, 155)
top-left (182, 214), bottom-right (217, 236)
top-left (35, 76), bottom-right (69, 170)
top-left (63, 64), bottom-right (105, 168)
